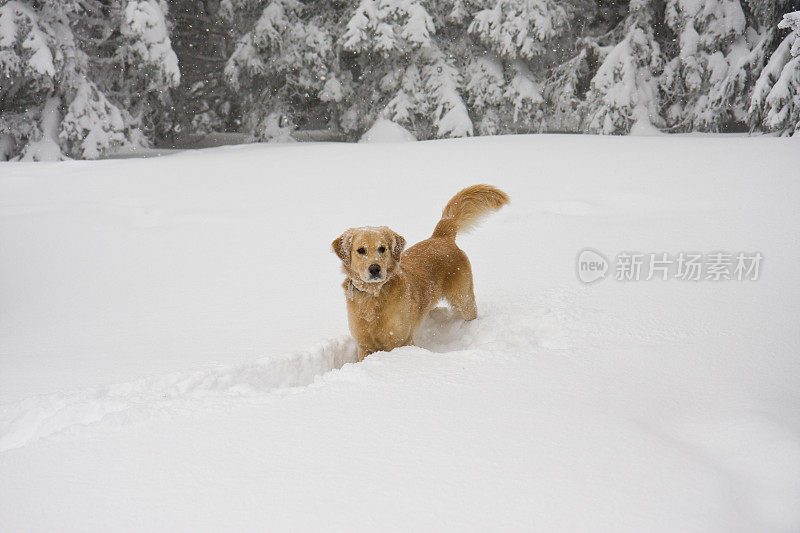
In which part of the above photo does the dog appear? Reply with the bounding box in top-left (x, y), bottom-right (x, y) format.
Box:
top-left (332, 184), bottom-right (509, 360)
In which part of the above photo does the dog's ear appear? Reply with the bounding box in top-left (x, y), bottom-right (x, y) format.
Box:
top-left (390, 231), bottom-right (406, 262)
top-left (332, 230), bottom-right (352, 265)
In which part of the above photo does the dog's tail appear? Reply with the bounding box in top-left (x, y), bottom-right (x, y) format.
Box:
top-left (432, 184), bottom-right (510, 239)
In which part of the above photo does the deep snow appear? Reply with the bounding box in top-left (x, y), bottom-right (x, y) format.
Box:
top-left (1, 135), bottom-right (799, 532)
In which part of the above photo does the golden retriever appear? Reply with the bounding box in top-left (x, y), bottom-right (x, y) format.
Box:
top-left (332, 184), bottom-right (509, 360)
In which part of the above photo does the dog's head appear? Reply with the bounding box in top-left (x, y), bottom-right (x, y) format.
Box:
top-left (332, 226), bottom-right (406, 285)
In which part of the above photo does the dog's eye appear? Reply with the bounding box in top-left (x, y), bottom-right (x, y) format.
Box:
top-left (378, 246), bottom-right (386, 253)
top-left (357, 247), bottom-right (366, 255)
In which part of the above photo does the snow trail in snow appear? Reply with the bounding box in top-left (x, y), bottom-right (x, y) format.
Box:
top-left (0, 336), bottom-right (358, 452)
top-left (0, 302), bottom-right (565, 453)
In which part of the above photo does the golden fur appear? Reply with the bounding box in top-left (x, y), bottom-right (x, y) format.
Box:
top-left (332, 185), bottom-right (510, 360)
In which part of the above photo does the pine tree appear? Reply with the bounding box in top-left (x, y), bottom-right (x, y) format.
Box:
top-left (465, 0), bottom-right (575, 134)
top-left (166, 0), bottom-right (235, 136)
top-left (0, 1), bottom-right (81, 160)
top-left (709, 31), bottom-right (778, 129)
top-left (339, 0), bottom-right (472, 139)
top-left (115, 0), bottom-right (182, 142)
top-left (0, 0), bottom-right (180, 160)
top-left (468, 0), bottom-right (569, 59)
top-left (582, 0), bottom-right (663, 134)
top-left (223, 0), bottom-right (338, 140)
top-left (660, 0), bottom-right (747, 130)
top-left (744, 0), bottom-right (800, 29)
top-left (704, 1), bottom-right (800, 130)
top-left (541, 40), bottom-right (604, 133)
top-left (536, 2), bottom-right (629, 133)
top-left (4, 0), bottom-right (798, 153)
top-left (749, 10), bottom-right (800, 135)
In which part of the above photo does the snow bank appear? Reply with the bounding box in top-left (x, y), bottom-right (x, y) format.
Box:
top-left (359, 119), bottom-right (417, 142)
top-left (1, 135), bottom-right (799, 531)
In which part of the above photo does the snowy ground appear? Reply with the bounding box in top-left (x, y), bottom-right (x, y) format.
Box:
top-left (1, 135), bottom-right (799, 532)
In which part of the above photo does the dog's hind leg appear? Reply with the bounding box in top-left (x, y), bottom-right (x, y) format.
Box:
top-left (450, 288), bottom-right (478, 321)
top-left (444, 263), bottom-right (478, 321)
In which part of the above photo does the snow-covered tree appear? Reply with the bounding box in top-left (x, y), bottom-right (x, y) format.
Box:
top-left (468, 0), bottom-right (569, 59)
top-left (223, 0), bottom-right (338, 140)
top-left (167, 0), bottom-right (237, 135)
top-left (660, 0), bottom-right (747, 130)
top-left (704, 1), bottom-right (800, 130)
top-left (117, 0), bottom-right (182, 140)
top-left (749, 10), bottom-right (800, 135)
top-left (339, 0), bottom-right (472, 139)
top-left (4, 0), bottom-right (800, 152)
top-left (463, 54), bottom-right (506, 134)
top-left (464, 53), bottom-right (546, 134)
top-left (0, 0), bottom-right (180, 160)
top-left (0, 1), bottom-right (84, 160)
top-left (540, 38), bottom-right (605, 133)
top-left (464, 0), bottom-right (576, 134)
top-left (582, 0), bottom-right (663, 134)
top-left (709, 31), bottom-right (778, 129)
top-left (745, 0), bottom-right (799, 29)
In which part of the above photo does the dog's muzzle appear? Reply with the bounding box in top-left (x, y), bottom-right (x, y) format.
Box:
top-left (368, 263), bottom-right (382, 280)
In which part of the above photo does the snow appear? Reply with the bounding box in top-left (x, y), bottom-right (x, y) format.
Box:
top-left (0, 3), bottom-right (17, 48)
top-left (359, 119), bottom-right (417, 142)
top-left (20, 18), bottom-right (54, 77)
top-left (1, 135), bottom-right (800, 531)
top-left (20, 96), bottom-right (62, 161)
top-left (251, 0), bottom-right (296, 49)
top-left (679, 25), bottom-right (700, 57)
top-left (400, 1), bottom-right (436, 48)
top-left (319, 75), bottom-right (344, 103)
top-left (628, 108), bottom-right (664, 136)
top-left (342, 0), bottom-right (377, 52)
top-left (781, 11), bottom-right (800, 57)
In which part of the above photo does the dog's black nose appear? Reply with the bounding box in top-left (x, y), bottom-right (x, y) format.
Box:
top-left (368, 264), bottom-right (381, 277)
